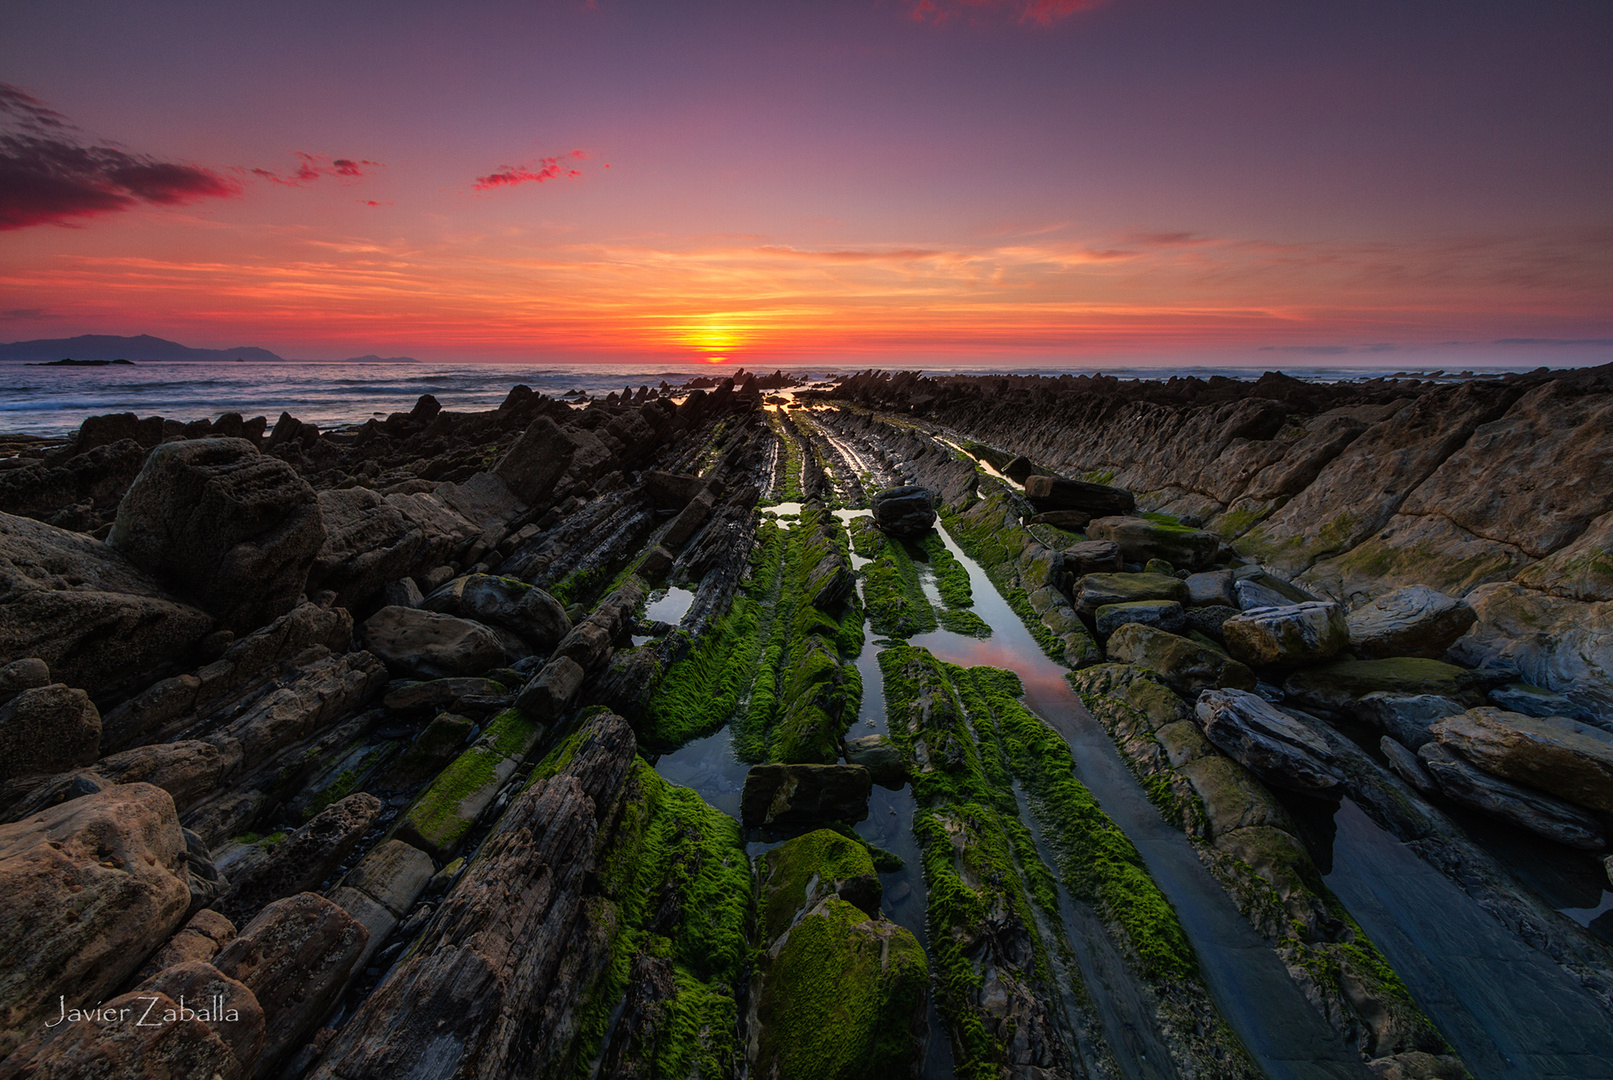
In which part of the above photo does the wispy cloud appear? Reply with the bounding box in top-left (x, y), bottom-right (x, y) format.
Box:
top-left (474, 150), bottom-right (589, 190)
top-left (251, 151), bottom-right (382, 186)
top-left (0, 82), bottom-right (240, 230)
top-left (907, 0), bottom-right (1109, 28)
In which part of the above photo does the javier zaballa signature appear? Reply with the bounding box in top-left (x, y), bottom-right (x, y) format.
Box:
top-left (47, 994), bottom-right (242, 1028)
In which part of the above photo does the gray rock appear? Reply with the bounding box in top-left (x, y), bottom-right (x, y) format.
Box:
top-left (0, 684), bottom-right (100, 782)
top-left (1061, 540), bottom-right (1122, 576)
top-left (1086, 515), bottom-right (1219, 571)
top-left (423, 574), bottom-right (571, 650)
top-left (844, 734), bottom-right (907, 789)
top-left (742, 763), bottom-right (872, 827)
top-left (1184, 569), bottom-right (1238, 608)
top-left (362, 606), bottom-right (510, 677)
top-left (1222, 601), bottom-right (1350, 668)
top-left (1235, 578), bottom-right (1293, 611)
top-left (219, 792), bottom-right (383, 925)
top-left (643, 470), bottom-right (705, 510)
top-left (872, 485), bottom-right (936, 538)
top-left (662, 488), bottom-right (716, 547)
top-left (1487, 682), bottom-right (1600, 727)
top-left (1379, 736), bottom-right (1437, 795)
top-left (515, 655), bottom-right (587, 717)
top-left (380, 577), bottom-right (424, 609)
top-left (1354, 692), bottom-right (1467, 749)
top-left (493, 416), bottom-right (577, 504)
top-left (806, 552), bottom-right (855, 611)
top-left (1105, 623), bottom-right (1257, 697)
top-left (1184, 605), bottom-right (1239, 640)
top-left (1430, 708), bottom-right (1613, 813)
top-left (1094, 599), bottom-right (1185, 638)
top-left (1417, 742), bottom-right (1606, 849)
top-left (1194, 689), bottom-right (1345, 794)
top-left (109, 438), bottom-right (325, 632)
top-left (1022, 474), bottom-right (1135, 516)
top-left (1026, 510), bottom-right (1091, 530)
top-left (1347, 586), bottom-right (1476, 659)
top-left (1072, 571), bottom-right (1188, 616)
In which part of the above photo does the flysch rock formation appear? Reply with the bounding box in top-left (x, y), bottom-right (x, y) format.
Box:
top-left (0, 367), bottom-right (1610, 1080)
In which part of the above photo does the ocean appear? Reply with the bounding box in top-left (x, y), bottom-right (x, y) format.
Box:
top-left (0, 358), bottom-right (1555, 438)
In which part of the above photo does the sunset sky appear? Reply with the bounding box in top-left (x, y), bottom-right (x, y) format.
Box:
top-left (2, 0), bottom-right (1609, 366)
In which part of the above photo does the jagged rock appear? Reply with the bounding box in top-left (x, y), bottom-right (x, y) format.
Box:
top-left (328, 839), bottom-right (435, 969)
top-left (108, 438), bottom-right (325, 632)
top-left (1194, 689), bottom-right (1345, 794)
top-left (806, 552), bottom-right (854, 610)
top-left (1282, 658), bottom-right (1490, 718)
top-left (0, 684), bottom-right (100, 782)
top-left (394, 708), bottom-right (547, 861)
top-left (362, 606), bottom-right (509, 676)
top-left (588, 647), bottom-right (660, 721)
top-left (423, 574), bottom-right (571, 649)
top-left (1104, 623), bottom-right (1256, 697)
top-left (515, 655), bottom-right (586, 716)
top-left (0, 783), bottom-right (192, 1059)
top-left (306, 715), bottom-right (636, 1080)
top-left (1087, 515), bottom-right (1219, 571)
top-left (1185, 569), bottom-right (1238, 608)
top-left (1429, 708), bottom-right (1613, 813)
top-left (844, 734), bottom-right (908, 789)
top-left (0, 437), bottom-right (148, 526)
top-left (1487, 682), bottom-right (1606, 730)
top-left (1379, 736), bottom-right (1436, 795)
top-left (1072, 571), bottom-right (1188, 616)
top-left (214, 892), bottom-right (369, 1077)
top-left (1061, 539), bottom-right (1122, 576)
top-left (1222, 601), bottom-right (1350, 668)
top-left (137, 959), bottom-right (267, 1072)
top-left (1353, 693), bottom-right (1466, 750)
top-left (219, 793), bottom-right (383, 924)
top-left (380, 576), bottom-right (424, 608)
top-left (7, 990), bottom-right (245, 1080)
top-left (872, 485), bottom-right (936, 538)
top-left (1026, 509), bottom-right (1091, 530)
top-left (1417, 742), bottom-right (1606, 849)
top-left (134, 908), bottom-right (238, 982)
top-left (381, 713), bottom-right (475, 788)
top-left (307, 488), bottom-right (428, 609)
top-left (637, 545), bottom-right (674, 578)
top-left (1094, 599), bottom-right (1185, 637)
top-left (383, 676), bottom-right (507, 712)
top-left (553, 580), bottom-right (644, 673)
top-left (95, 739), bottom-right (240, 812)
top-left (1449, 582), bottom-right (1613, 718)
top-left (0, 658), bottom-right (50, 705)
top-left (741, 763), bottom-right (872, 827)
top-left (494, 416), bottom-right (577, 504)
top-left (643, 470), bottom-right (705, 510)
top-left (1235, 577), bottom-right (1293, 611)
top-left (0, 511), bottom-right (213, 698)
top-left (1346, 586), bottom-right (1476, 659)
top-left (1022, 474), bottom-right (1135, 516)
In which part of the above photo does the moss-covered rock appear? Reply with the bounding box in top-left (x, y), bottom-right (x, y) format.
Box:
top-left (751, 895), bottom-right (929, 1080)
top-left (758, 828), bottom-right (881, 944)
top-left (1105, 623), bottom-right (1257, 697)
top-left (1282, 658), bottom-right (1490, 717)
top-left (1087, 515), bottom-right (1219, 571)
top-left (395, 707), bottom-right (542, 860)
top-left (1073, 571), bottom-right (1190, 616)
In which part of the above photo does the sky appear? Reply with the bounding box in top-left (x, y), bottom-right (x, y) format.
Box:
top-left (1, 0), bottom-right (1609, 367)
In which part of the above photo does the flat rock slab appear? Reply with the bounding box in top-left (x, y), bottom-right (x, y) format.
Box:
top-left (1023, 475), bottom-right (1135, 516)
top-left (1430, 707), bottom-right (1613, 813)
top-left (741, 763), bottom-right (872, 828)
top-left (1282, 658), bottom-right (1491, 717)
top-left (1074, 571), bottom-right (1188, 617)
top-left (1353, 693), bottom-right (1467, 750)
top-left (363, 606), bottom-right (508, 677)
top-left (1417, 742), bottom-right (1605, 849)
top-left (1346, 586), bottom-right (1476, 659)
top-left (1104, 623), bottom-right (1256, 698)
top-left (1087, 515), bottom-right (1219, 571)
top-left (1094, 599), bottom-right (1185, 638)
top-left (1195, 689), bottom-right (1344, 794)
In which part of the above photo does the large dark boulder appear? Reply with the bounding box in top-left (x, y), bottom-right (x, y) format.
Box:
top-left (741, 763), bottom-right (872, 828)
top-left (108, 438), bottom-right (325, 632)
top-left (1023, 474), bottom-right (1136, 516)
top-left (872, 486), bottom-right (936, 538)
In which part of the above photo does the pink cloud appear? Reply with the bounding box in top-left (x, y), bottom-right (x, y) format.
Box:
top-left (473, 150), bottom-right (588, 191)
top-left (252, 151), bottom-right (382, 186)
top-left (908, 0), bottom-right (1107, 26)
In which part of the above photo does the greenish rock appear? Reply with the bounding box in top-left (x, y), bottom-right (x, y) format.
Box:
top-left (1282, 658), bottom-right (1490, 717)
top-left (379, 712), bottom-right (474, 787)
top-left (394, 707), bottom-right (543, 860)
top-left (1144, 558), bottom-right (1176, 575)
top-left (751, 895), bottom-right (929, 1080)
top-left (844, 733), bottom-right (908, 789)
top-left (1177, 754), bottom-right (1296, 839)
top-left (758, 829), bottom-right (881, 943)
top-left (1094, 599), bottom-right (1185, 638)
top-left (1105, 623), bottom-right (1257, 697)
top-left (1074, 572), bottom-right (1189, 616)
top-left (1087, 515), bottom-right (1220, 571)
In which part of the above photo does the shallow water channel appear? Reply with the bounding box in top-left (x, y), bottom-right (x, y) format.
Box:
top-left (648, 519), bottom-right (1608, 1079)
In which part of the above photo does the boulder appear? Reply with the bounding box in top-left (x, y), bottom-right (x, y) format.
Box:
top-left (1184, 569), bottom-right (1238, 608)
top-left (1353, 693), bottom-right (1467, 750)
top-left (806, 553), bottom-right (855, 611)
top-left (8, 990), bottom-right (245, 1080)
top-left (219, 792), bottom-right (383, 924)
top-left (662, 488), bottom-right (716, 547)
top-left (1094, 599), bottom-right (1185, 638)
top-left (134, 908), bottom-right (238, 981)
top-left (0, 512), bottom-right (213, 697)
top-left (0, 783), bottom-right (192, 1059)
top-left (1086, 515), bottom-right (1219, 571)
top-left (872, 485), bottom-right (936, 538)
top-left (95, 739), bottom-right (240, 812)
top-left (423, 574), bottom-right (571, 650)
top-left (1184, 605), bottom-right (1239, 640)
top-left (0, 684), bottom-right (100, 782)
top-left (0, 657), bottom-right (50, 705)
top-left (362, 606), bottom-right (509, 676)
top-left (108, 438), bottom-right (325, 632)
top-left (1417, 742), bottom-right (1605, 849)
top-left (643, 470), bottom-right (705, 510)
top-left (1282, 658), bottom-right (1490, 718)
top-left (515, 655), bottom-right (586, 717)
top-left (1221, 602), bottom-right (1350, 668)
top-left (1346, 586), bottom-right (1476, 659)
top-left (758, 829), bottom-right (882, 943)
top-left (1026, 509), bottom-right (1091, 530)
top-left (1022, 474), bottom-right (1136, 516)
top-left (137, 959), bottom-right (267, 1071)
top-left (844, 734), bottom-right (908, 789)
top-left (741, 763), bottom-right (872, 828)
top-left (493, 416), bottom-right (577, 504)
top-left (1235, 578), bottom-right (1294, 611)
top-left (1379, 737), bottom-right (1436, 795)
top-left (1194, 689), bottom-right (1345, 795)
top-left (213, 892), bottom-right (369, 1076)
top-left (1072, 571), bottom-right (1188, 616)
top-left (1061, 539), bottom-right (1122, 576)
top-left (1003, 455), bottom-right (1049, 483)
top-left (1104, 623), bottom-right (1257, 698)
top-left (1429, 708), bottom-right (1613, 813)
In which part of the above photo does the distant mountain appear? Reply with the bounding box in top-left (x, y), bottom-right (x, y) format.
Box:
top-left (0, 334), bottom-right (287, 364)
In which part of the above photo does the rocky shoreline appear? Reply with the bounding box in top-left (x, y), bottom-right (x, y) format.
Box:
top-left (2, 367), bottom-right (1610, 1080)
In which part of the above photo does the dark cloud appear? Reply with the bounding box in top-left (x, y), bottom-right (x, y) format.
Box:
top-left (1259, 343), bottom-right (1400, 355)
top-left (1, 308), bottom-right (50, 321)
top-left (474, 151), bottom-right (587, 191)
top-left (252, 151), bottom-right (382, 186)
top-left (0, 82), bottom-right (240, 230)
top-left (1493, 337), bottom-right (1613, 347)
